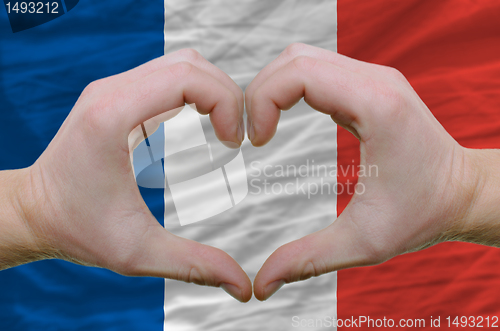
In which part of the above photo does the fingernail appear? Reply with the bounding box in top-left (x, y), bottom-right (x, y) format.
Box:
top-left (263, 280), bottom-right (285, 300)
top-left (220, 283), bottom-right (243, 302)
top-left (237, 118), bottom-right (245, 144)
top-left (221, 141), bottom-right (240, 149)
top-left (247, 117), bottom-right (255, 142)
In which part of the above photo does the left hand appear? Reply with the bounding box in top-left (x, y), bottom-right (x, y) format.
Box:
top-left (245, 43), bottom-right (481, 301)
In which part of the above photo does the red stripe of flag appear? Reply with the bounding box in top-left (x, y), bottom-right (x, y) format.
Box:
top-left (337, 0), bottom-right (500, 328)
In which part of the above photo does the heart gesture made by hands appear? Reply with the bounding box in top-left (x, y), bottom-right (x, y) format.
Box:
top-left (5, 43), bottom-right (493, 303)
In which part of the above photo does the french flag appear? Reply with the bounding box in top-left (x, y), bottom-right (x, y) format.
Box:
top-left (0, 1), bottom-right (499, 330)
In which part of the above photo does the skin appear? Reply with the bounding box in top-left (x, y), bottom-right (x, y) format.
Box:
top-left (0, 44), bottom-right (499, 304)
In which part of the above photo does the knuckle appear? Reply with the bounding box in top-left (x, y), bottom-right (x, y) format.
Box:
top-left (292, 55), bottom-right (317, 72)
top-left (186, 266), bottom-right (205, 285)
top-left (365, 78), bottom-right (407, 120)
top-left (298, 260), bottom-right (322, 281)
top-left (176, 48), bottom-right (202, 62)
top-left (176, 264), bottom-right (209, 286)
top-left (81, 78), bottom-right (107, 98)
top-left (168, 61), bottom-right (194, 80)
top-left (381, 65), bottom-right (407, 83)
top-left (388, 67), bottom-right (406, 83)
top-left (284, 42), bottom-right (308, 57)
top-left (175, 244), bottom-right (213, 286)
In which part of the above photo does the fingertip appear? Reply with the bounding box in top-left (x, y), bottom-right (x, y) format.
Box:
top-left (240, 279), bottom-right (254, 302)
top-left (245, 85), bottom-right (281, 147)
top-left (254, 279), bottom-right (286, 301)
top-left (237, 116), bottom-right (245, 145)
top-left (263, 279), bottom-right (286, 301)
top-left (246, 116), bottom-right (255, 143)
top-left (210, 113), bottom-right (243, 148)
top-left (221, 141), bottom-right (241, 149)
top-left (247, 118), bottom-right (278, 147)
top-left (220, 283), bottom-right (244, 302)
top-left (220, 275), bottom-right (252, 303)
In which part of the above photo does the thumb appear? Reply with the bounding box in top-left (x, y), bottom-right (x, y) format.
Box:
top-left (253, 210), bottom-right (376, 301)
top-left (118, 223), bottom-right (252, 303)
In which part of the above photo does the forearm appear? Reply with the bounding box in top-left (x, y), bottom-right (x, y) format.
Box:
top-left (455, 148), bottom-right (500, 247)
top-left (0, 168), bottom-right (43, 270)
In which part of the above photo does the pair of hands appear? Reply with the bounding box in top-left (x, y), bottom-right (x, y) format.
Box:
top-left (6, 43), bottom-right (487, 303)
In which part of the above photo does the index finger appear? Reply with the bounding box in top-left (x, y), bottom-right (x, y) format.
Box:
top-left (247, 56), bottom-right (372, 146)
top-left (118, 49), bottom-right (245, 115)
top-left (93, 49), bottom-right (244, 116)
top-left (82, 62), bottom-right (243, 148)
top-left (245, 43), bottom-right (379, 112)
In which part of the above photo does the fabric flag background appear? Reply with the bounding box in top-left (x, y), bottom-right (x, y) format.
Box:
top-left (0, 0), bottom-right (499, 330)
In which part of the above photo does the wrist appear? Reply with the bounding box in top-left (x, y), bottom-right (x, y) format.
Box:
top-left (0, 167), bottom-right (46, 269)
top-left (450, 148), bottom-right (500, 246)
